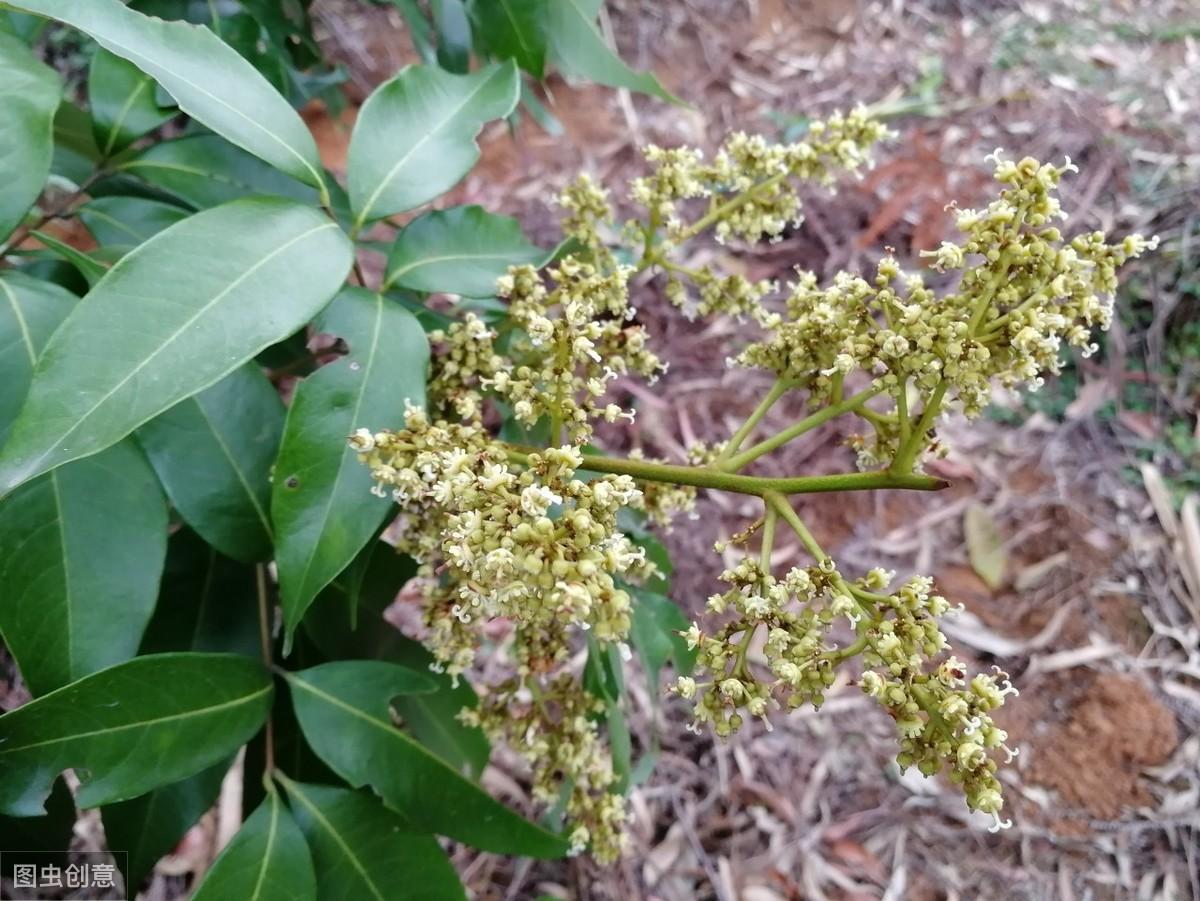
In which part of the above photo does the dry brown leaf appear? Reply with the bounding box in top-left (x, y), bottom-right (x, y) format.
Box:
top-left (964, 503), bottom-right (1007, 589)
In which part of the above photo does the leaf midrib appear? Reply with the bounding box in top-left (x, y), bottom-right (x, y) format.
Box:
top-left (385, 249), bottom-right (534, 289)
top-left (13, 220), bottom-right (337, 484)
top-left (75, 8), bottom-right (322, 189)
top-left (285, 783), bottom-right (386, 901)
top-left (353, 67), bottom-right (507, 229)
top-left (0, 684), bottom-right (271, 755)
top-left (248, 794), bottom-right (280, 900)
top-left (289, 294), bottom-right (383, 603)
top-left (191, 394), bottom-right (273, 544)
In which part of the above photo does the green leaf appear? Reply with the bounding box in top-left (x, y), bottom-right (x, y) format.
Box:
top-left (193, 789), bottom-right (316, 901)
top-left (139, 364), bottom-right (284, 562)
top-left (0, 652), bottom-right (272, 816)
top-left (629, 587), bottom-right (696, 684)
top-left (544, 0), bottom-right (678, 103)
top-left (139, 527), bottom-right (261, 658)
top-left (284, 661), bottom-right (567, 857)
top-left (0, 271), bottom-right (76, 446)
top-left (303, 541), bottom-right (490, 779)
top-left (0, 30), bottom-right (62, 244)
top-left (117, 135), bottom-right (321, 210)
top-left (0, 440), bottom-right (167, 696)
top-left (468, 0), bottom-right (545, 77)
top-left (28, 230), bottom-right (110, 286)
top-left (432, 0), bottom-right (472, 73)
top-left (78, 195), bottom-right (190, 247)
top-left (964, 502), bottom-right (1007, 590)
top-left (88, 48), bottom-right (176, 158)
top-left (10, 0), bottom-right (326, 195)
top-left (281, 779), bottom-right (464, 901)
top-left (51, 101), bottom-right (103, 186)
top-left (0, 197), bottom-right (353, 497)
top-left (347, 61), bottom-right (520, 228)
top-left (272, 289), bottom-right (428, 644)
top-left (102, 760), bottom-right (229, 892)
top-left (385, 205), bottom-right (548, 297)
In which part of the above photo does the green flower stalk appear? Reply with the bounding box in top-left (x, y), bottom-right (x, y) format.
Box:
top-left (352, 112), bottom-right (1155, 856)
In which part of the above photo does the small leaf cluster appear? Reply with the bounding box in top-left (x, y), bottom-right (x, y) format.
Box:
top-left (0, 0), bottom-right (677, 894)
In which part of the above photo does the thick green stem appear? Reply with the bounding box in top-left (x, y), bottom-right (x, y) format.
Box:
top-left (720, 385), bottom-right (885, 472)
top-left (717, 379), bottom-right (790, 463)
top-left (505, 446), bottom-right (948, 497)
top-left (890, 380), bottom-right (947, 474)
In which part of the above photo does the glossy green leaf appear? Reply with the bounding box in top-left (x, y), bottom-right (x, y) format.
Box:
top-left (117, 135), bottom-right (320, 210)
top-left (0, 440), bottom-right (167, 696)
top-left (88, 48), bottom-right (175, 157)
top-left (102, 760), bottom-right (228, 891)
top-left (28, 230), bottom-right (110, 286)
top-left (78, 195), bottom-right (190, 247)
top-left (282, 779), bottom-right (463, 901)
top-left (385, 205), bottom-right (548, 297)
top-left (0, 271), bottom-right (76, 446)
top-left (348, 61), bottom-right (520, 228)
top-left (285, 661), bottom-right (568, 857)
top-left (433, 0), bottom-right (471, 73)
top-left (193, 789), bottom-right (316, 901)
top-left (272, 289), bottom-right (428, 643)
top-left (139, 364), bottom-right (284, 562)
top-left (629, 587), bottom-right (696, 685)
top-left (51, 101), bottom-right (103, 185)
top-left (0, 30), bottom-right (61, 243)
top-left (0, 197), bottom-right (353, 497)
top-left (139, 527), bottom-right (261, 658)
top-left (468, 0), bottom-right (545, 77)
top-left (0, 10), bottom-right (46, 41)
top-left (545, 0), bottom-right (678, 103)
top-left (10, 0), bottom-right (326, 194)
top-left (0, 653), bottom-right (272, 816)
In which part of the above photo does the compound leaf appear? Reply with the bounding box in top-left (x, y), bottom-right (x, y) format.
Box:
top-left (281, 779), bottom-right (462, 901)
top-left (139, 363), bottom-right (284, 562)
top-left (0, 30), bottom-right (61, 243)
top-left (0, 439), bottom-right (167, 696)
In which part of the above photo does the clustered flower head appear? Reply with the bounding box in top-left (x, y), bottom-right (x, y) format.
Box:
top-left (490, 259), bottom-right (665, 443)
top-left (676, 559), bottom-right (1019, 831)
top-left (462, 673), bottom-right (627, 860)
top-left (349, 118), bottom-right (1154, 859)
top-left (351, 405), bottom-right (660, 858)
top-left (724, 151), bottom-right (1157, 467)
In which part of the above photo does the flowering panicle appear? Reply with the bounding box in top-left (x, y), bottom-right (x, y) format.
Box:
top-left (489, 259), bottom-right (664, 442)
top-left (725, 152), bottom-right (1156, 468)
top-left (348, 124), bottom-right (1154, 859)
top-left (350, 407), bottom-right (656, 858)
top-left (676, 559), bottom-right (1017, 830)
top-left (463, 674), bottom-right (628, 860)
